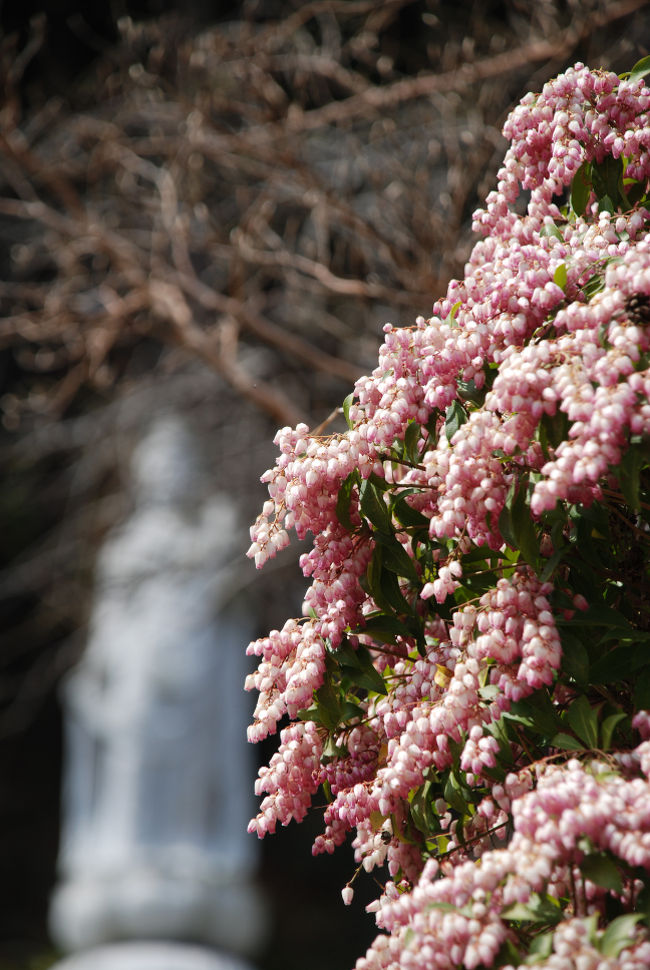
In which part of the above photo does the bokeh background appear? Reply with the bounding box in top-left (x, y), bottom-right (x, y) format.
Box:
top-left (1, 1), bottom-right (650, 968)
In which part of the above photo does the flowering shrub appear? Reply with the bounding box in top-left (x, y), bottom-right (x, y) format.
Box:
top-left (246, 60), bottom-right (650, 969)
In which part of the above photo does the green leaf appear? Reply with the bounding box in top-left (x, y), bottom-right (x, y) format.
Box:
top-left (498, 479), bottom-right (519, 549)
top-left (448, 300), bottom-right (462, 325)
top-left (379, 562), bottom-right (414, 615)
top-left (630, 54), bottom-right (650, 82)
top-left (583, 271), bottom-right (606, 301)
top-left (342, 392), bottom-right (354, 429)
top-left (409, 780), bottom-right (439, 836)
top-left (598, 194), bottom-right (615, 214)
top-left (336, 470), bottom-right (359, 530)
top-left (617, 446), bottom-right (648, 512)
top-left (360, 478), bottom-right (392, 533)
top-left (540, 546), bottom-right (568, 582)
top-left (592, 156), bottom-right (624, 208)
top-left (510, 477), bottom-right (539, 567)
top-left (479, 684), bottom-right (501, 701)
top-left (590, 643), bottom-right (650, 684)
top-left (566, 694), bottom-right (599, 748)
top-left (540, 223), bottom-right (563, 241)
top-left (567, 602), bottom-right (633, 629)
top-left (392, 492), bottom-right (429, 530)
top-left (314, 680), bottom-right (342, 732)
top-left (404, 421), bottom-right (422, 463)
top-left (580, 853), bottom-right (623, 894)
top-left (358, 613), bottom-right (414, 645)
top-left (525, 930), bottom-right (553, 963)
top-left (340, 700), bottom-right (365, 722)
top-left (507, 689), bottom-right (562, 737)
top-left (538, 409), bottom-right (570, 453)
top-left (551, 731), bottom-right (585, 751)
top-left (444, 399), bottom-right (468, 443)
top-left (600, 712), bottom-right (627, 750)
top-left (340, 661), bottom-right (387, 696)
top-left (560, 633), bottom-right (590, 688)
top-left (570, 160), bottom-right (592, 217)
top-left (627, 180), bottom-right (648, 207)
top-left (501, 893), bottom-right (562, 925)
top-left (443, 771), bottom-right (469, 815)
top-left (457, 378), bottom-right (485, 406)
top-left (374, 532), bottom-right (420, 584)
top-left (334, 640), bottom-right (387, 695)
top-left (599, 913), bottom-right (644, 958)
top-left (553, 262), bottom-right (568, 291)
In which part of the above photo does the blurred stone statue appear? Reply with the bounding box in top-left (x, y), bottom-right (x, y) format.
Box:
top-left (50, 414), bottom-right (267, 965)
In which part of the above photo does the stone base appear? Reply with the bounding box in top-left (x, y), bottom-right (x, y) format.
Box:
top-left (49, 872), bottom-right (269, 959)
top-left (49, 941), bottom-right (257, 970)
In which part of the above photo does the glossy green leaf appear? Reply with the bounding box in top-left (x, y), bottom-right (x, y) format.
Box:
top-left (570, 160), bottom-right (592, 216)
top-left (392, 492), bottom-right (429, 529)
top-left (443, 771), bottom-right (469, 815)
top-left (340, 700), bottom-right (365, 722)
top-left (583, 271), bottom-right (606, 301)
top-left (334, 640), bottom-right (387, 695)
top-left (444, 399), bottom-right (468, 443)
top-left (580, 852), bottom-right (623, 894)
top-left (448, 300), bottom-right (462, 325)
top-left (342, 392), bottom-right (354, 429)
top-left (599, 913), bottom-right (644, 958)
top-left (314, 680), bottom-right (342, 732)
top-left (553, 262), bottom-right (568, 291)
top-left (551, 731), bottom-right (585, 751)
top-left (501, 893), bottom-right (562, 925)
top-left (336, 470), bottom-right (359, 530)
top-left (360, 478), bottom-right (392, 533)
top-left (525, 930), bottom-right (553, 963)
top-left (630, 54), bottom-right (650, 82)
top-left (457, 378), bottom-right (485, 406)
top-left (340, 662), bottom-right (387, 696)
top-left (627, 180), bottom-right (649, 207)
top-left (404, 421), bottom-right (422, 463)
top-left (359, 613), bottom-right (414, 644)
top-left (560, 633), bottom-right (589, 687)
top-left (409, 780), bottom-right (439, 836)
top-left (617, 446), bottom-right (647, 511)
top-left (600, 712), bottom-right (627, 750)
top-left (498, 480), bottom-right (518, 548)
top-left (375, 532), bottom-right (420, 584)
top-left (590, 643), bottom-right (650, 684)
top-left (380, 565), bottom-right (414, 615)
top-left (592, 156), bottom-right (624, 206)
top-left (508, 689), bottom-right (562, 737)
top-left (566, 694), bottom-right (598, 748)
top-left (510, 477), bottom-right (539, 567)
top-left (540, 223), bottom-right (563, 241)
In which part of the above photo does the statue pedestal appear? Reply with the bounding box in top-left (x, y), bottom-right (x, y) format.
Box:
top-left (49, 941), bottom-right (258, 970)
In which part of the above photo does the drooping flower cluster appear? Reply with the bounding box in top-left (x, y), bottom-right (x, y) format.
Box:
top-left (359, 751), bottom-right (650, 970)
top-left (244, 62), bottom-right (650, 969)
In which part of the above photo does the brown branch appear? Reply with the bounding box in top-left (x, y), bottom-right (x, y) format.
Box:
top-left (168, 268), bottom-right (365, 386)
top-left (149, 279), bottom-right (306, 428)
top-left (245, 0), bottom-right (650, 137)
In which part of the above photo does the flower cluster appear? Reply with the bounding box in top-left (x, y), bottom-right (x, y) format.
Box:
top-left (359, 752), bottom-right (650, 970)
top-left (245, 62), bottom-right (650, 968)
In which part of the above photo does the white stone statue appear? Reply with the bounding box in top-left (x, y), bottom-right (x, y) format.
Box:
top-left (50, 415), bottom-right (268, 962)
